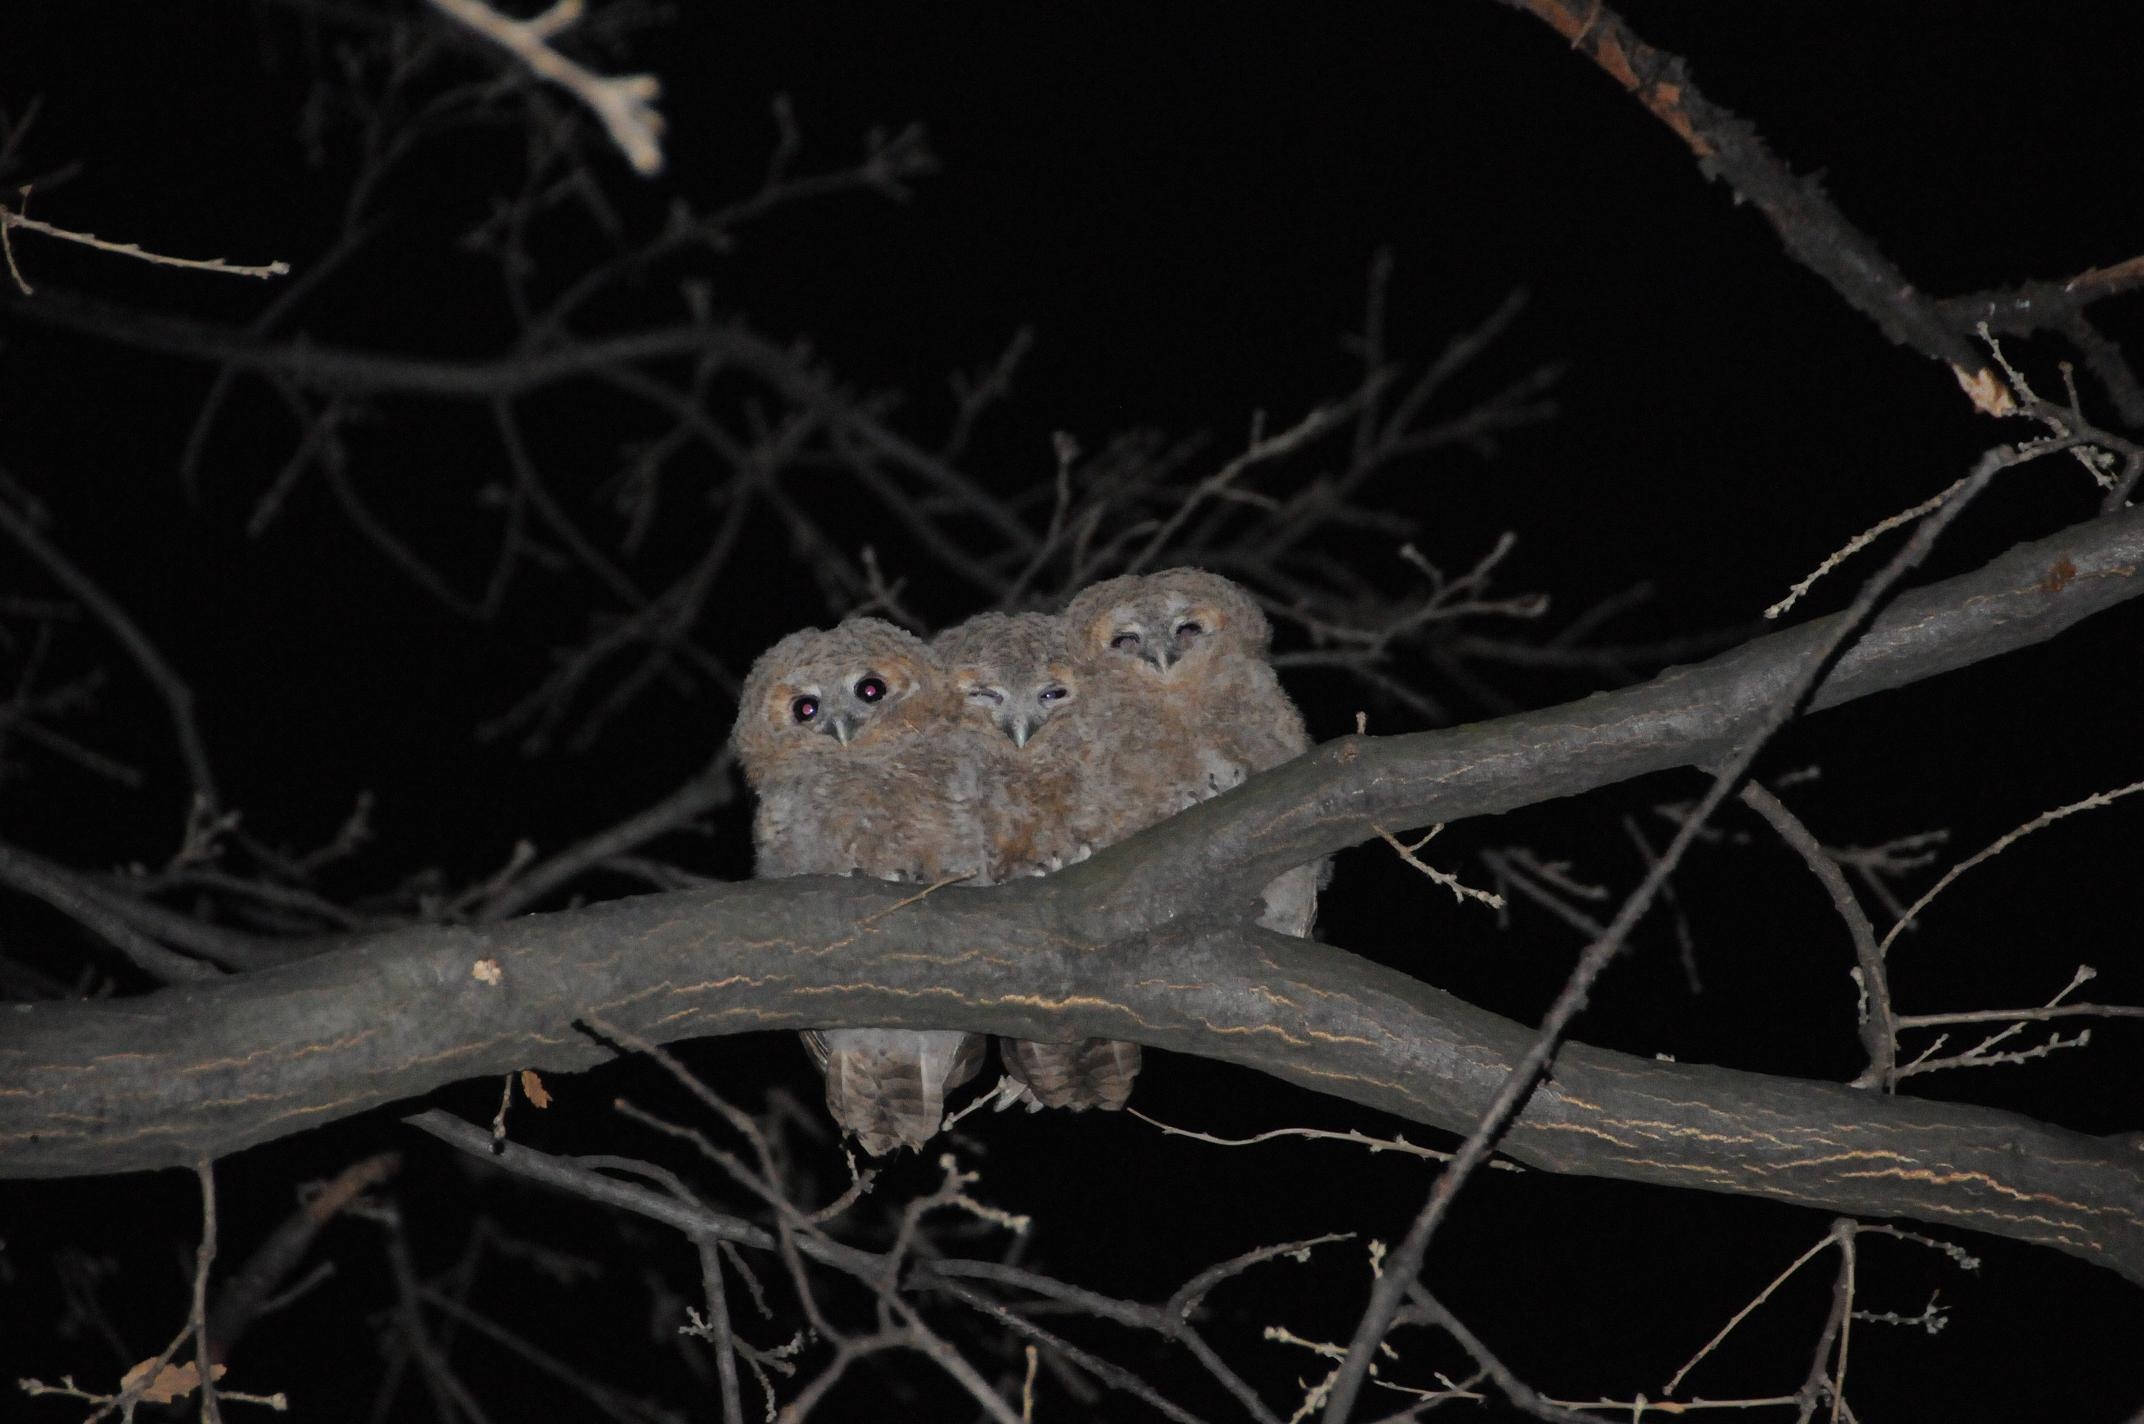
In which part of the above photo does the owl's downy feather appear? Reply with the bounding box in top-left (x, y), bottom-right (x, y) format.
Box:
top-left (933, 611), bottom-right (1090, 876)
top-left (733, 618), bottom-right (992, 1155)
top-left (1063, 568), bottom-right (1320, 938)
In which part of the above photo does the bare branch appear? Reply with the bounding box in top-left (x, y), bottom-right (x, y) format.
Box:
top-left (427, 0), bottom-right (667, 176)
top-left (0, 841), bottom-right (222, 982)
top-left (1878, 779), bottom-right (2144, 960)
top-left (1737, 782), bottom-right (1897, 1089)
top-left (1500, 0), bottom-right (1998, 391)
top-left (0, 482), bottom-right (219, 813)
top-left (0, 197), bottom-right (288, 291)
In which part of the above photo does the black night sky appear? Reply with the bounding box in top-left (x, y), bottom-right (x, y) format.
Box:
top-left (1, 3), bottom-right (2141, 1420)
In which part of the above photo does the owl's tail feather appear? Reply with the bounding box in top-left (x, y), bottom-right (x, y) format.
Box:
top-left (1000, 1037), bottom-right (1142, 1112)
top-left (804, 1029), bottom-right (986, 1156)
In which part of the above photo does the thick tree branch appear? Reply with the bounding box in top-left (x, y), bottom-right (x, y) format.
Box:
top-left (1, 510), bottom-right (2141, 1284)
top-left (1082, 501), bottom-right (2144, 934)
top-left (3, 888), bottom-right (2140, 1282)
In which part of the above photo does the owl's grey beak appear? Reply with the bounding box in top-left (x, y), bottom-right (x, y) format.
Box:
top-left (991, 705), bottom-right (1038, 747)
top-left (822, 711), bottom-right (860, 745)
top-left (1142, 643), bottom-right (1176, 672)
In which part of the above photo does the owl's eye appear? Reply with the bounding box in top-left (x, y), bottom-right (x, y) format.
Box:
top-left (968, 686), bottom-right (1005, 705)
top-left (854, 676), bottom-right (887, 703)
top-left (1175, 619), bottom-right (1205, 639)
top-left (790, 695), bottom-right (820, 724)
top-left (1038, 684), bottom-right (1069, 704)
top-left (1109, 631), bottom-right (1141, 651)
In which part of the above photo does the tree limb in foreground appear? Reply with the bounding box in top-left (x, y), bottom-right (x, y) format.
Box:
top-left (1, 506), bottom-right (2140, 1284)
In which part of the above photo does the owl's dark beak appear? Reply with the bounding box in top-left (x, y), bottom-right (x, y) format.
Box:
top-left (1142, 644), bottom-right (1176, 672)
top-left (822, 711), bottom-right (860, 745)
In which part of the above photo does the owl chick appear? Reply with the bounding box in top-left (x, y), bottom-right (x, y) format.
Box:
top-left (1061, 568), bottom-right (1319, 937)
top-left (934, 611), bottom-right (1142, 1112)
top-left (732, 617), bottom-right (991, 1157)
top-left (932, 611), bottom-right (1088, 873)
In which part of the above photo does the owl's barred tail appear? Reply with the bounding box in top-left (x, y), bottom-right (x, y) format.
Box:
top-left (805, 1028), bottom-right (987, 1157)
top-left (1000, 1037), bottom-right (1143, 1111)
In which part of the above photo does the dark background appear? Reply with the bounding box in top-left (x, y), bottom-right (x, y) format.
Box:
top-left (1, 2), bottom-right (2140, 1419)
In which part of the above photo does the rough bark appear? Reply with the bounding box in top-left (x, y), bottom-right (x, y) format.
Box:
top-left (2, 508), bottom-right (2141, 1284)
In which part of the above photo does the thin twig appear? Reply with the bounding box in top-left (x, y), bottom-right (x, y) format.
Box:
top-left (0, 485), bottom-right (219, 811)
top-left (0, 203), bottom-right (288, 291)
top-left (1665, 1228), bottom-right (1841, 1397)
top-left (1738, 782), bottom-right (1897, 1088)
top-left (1878, 778), bottom-right (2144, 959)
top-left (0, 842), bottom-right (220, 981)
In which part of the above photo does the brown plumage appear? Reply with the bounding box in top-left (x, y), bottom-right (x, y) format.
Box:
top-left (732, 617), bottom-right (994, 1157)
top-left (930, 613), bottom-right (1089, 879)
top-left (933, 610), bottom-right (1142, 1112)
top-left (999, 1037), bottom-right (1142, 1113)
top-left (932, 612), bottom-right (1084, 879)
top-left (1061, 568), bottom-right (1319, 937)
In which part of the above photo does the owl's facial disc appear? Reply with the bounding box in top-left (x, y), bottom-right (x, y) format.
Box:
top-left (1011, 681), bottom-right (1073, 746)
top-left (1104, 618), bottom-right (1176, 672)
top-left (805, 665), bottom-right (908, 747)
top-left (968, 682), bottom-right (1042, 748)
top-left (781, 686), bottom-right (857, 743)
top-left (961, 682), bottom-right (1025, 745)
top-left (1156, 599), bottom-right (1220, 670)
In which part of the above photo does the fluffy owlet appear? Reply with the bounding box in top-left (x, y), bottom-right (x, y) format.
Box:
top-left (732, 617), bottom-right (991, 1157)
top-left (1061, 568), bottom-right (1319, 937)
top-left (934, 611), bottom-right (1142, 1112)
